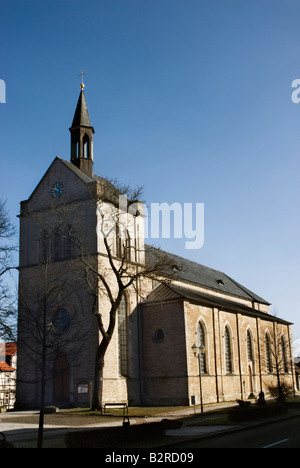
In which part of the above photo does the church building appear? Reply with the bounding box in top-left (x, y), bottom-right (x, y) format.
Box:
top-left (16, 84), bottom-right (295, 409)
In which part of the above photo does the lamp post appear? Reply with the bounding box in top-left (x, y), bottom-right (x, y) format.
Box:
top-left (192, 343), bottom-right (205, 414)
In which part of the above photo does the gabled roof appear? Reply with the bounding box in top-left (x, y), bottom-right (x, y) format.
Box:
top-left (144, 283), bottom-right (291, 325)
top-left (58, 158), bottom-right (122, 205)
top-left (5, 343), bottom-right (17, 356)
top-left (20, 157), bottom-right (93, 205)
top-left (145, 245), bottom-right (270, 305)
top-left (0, 362), bottom-right (15, 372)
top-left (57, 158), bottom-right (95, 184)
top-left (20, 155), bottom-right (127, 210)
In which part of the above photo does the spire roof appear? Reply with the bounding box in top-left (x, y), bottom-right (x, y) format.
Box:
top-left (71, 89), bottom-right (93, 128)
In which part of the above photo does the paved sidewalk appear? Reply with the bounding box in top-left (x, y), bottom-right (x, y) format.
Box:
top-left (1, 402), bottom-right (299, 447)
top-left (0, 403), bottom-right (237, 446)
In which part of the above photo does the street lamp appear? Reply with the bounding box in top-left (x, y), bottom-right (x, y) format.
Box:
top-left (192, 343), bottom-right (206, 414)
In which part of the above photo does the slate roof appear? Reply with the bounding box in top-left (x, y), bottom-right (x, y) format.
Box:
top-left (145, 245), bottom-right (270, 305)
top-left (58, 158), bottom-right (95, 184)
top-left (70, 89), bottom-right (93, 128)
top-left (144, 283), bottom-right (291, 325)
top-left (58, 158), bottom-right (122, 202)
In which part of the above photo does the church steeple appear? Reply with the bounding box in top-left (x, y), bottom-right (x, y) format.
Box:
top-left (69, 77), bottom-right (95, 177)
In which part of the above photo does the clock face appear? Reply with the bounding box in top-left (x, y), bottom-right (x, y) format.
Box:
top-left (51, 182), bottom-right (64, 198)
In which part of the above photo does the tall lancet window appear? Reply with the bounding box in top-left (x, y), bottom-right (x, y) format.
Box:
top-left (224, 326), bottom-right (233, 374)
top-left (40, 230), bottom-right (51, 262)
top-left (281, 335), bottom-right (288, 373)
top-left (116, 227), bottom-right (131, 262)
top-left (197, 322), bottom-right (207, 373)
top-left (265, 332), bottom-right (273, 373)
top-left (118, 295), bottom-right (128, 377)
top-left (247, 329), bottom-right (254, 363)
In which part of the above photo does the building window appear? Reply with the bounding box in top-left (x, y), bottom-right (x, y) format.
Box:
top-left (265, 333), bottom-right (273, 373)
top-left (40, 230), bottom-right (51, 262)
top-left (281, 335), bottom-right (288, 373)
top-left (247, 329), bottom-right (253, 363)
top-left (197, 322), bottom-right (207, 373)
top-left (83, 134), bottom-right (89, 158)
top-left (224, 326), bottom-right (233, 374)
top-left (116, 227), bottom-right (131, 262)
top-left (40, 225), bottom-right (76, 263)
top-left (118, 295), bottom-right (128, 377)
top-left (54, 226), bottom-right (75, 261)
top-left (54, 227), bottom-right (64, 260)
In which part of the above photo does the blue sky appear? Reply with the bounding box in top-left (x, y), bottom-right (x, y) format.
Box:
top-left (2, 0), bottom-right (300, 351)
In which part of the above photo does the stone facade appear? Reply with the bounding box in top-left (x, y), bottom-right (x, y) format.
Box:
top-left (139, 287), bottom-right (294, 406)
top-left (16, 155), bottom-right (147, 408)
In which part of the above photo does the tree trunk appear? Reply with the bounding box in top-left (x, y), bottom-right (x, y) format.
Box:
top-left (37, 379), bottom-right (45, 448)
top-left (92, 340), bottom-right (109, 411)
top-left (91, 300), bottom-right (119, 411)
top-left (37, 297), bottom-right (47, 448)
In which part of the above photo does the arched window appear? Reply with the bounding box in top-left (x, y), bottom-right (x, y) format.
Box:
top-left (65, 225), bottom-right (76, 259)
top-left (224, 326), bottom-right (233, 374)
top-left (83, 134), bottom-right (89, 158)
top-left (54, 227), bottom-right (64, 261)
top-left (118, 295), bottom-right (127, 377)
top-left (281, 335), bottom-right (288, 373)
top-left (40, 230), bottom-right (51, 262)
top-left (197, 322), bottom-right (207, 374)
top-left (247, 329), bottom-right (253, 363)
top-left (265, 332), bottom-right (273, 373)
top-left (53, 225), bottom-right (76, 261)
top-left (116, 227), bottom-right (131, 262)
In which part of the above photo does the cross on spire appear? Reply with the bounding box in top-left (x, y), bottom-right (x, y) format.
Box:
top-left (79, 70), bottom-right (86, 89)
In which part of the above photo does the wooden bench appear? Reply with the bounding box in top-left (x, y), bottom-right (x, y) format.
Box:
top-left (102, 402), bottom-right (128, 416)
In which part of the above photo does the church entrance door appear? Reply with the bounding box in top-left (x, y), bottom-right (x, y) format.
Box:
top-left (53, 354), bottom-right (70, 405)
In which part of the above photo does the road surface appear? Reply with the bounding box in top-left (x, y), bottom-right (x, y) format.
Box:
top-left (172, 415), bottom-right (300, 448)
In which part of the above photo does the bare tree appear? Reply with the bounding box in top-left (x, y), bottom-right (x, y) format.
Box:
top-left (0, 198), bottom-right (17, 341)
top-left (20, 181), bottom-right (179, 414)
top-left (80, 182), bottom-right (178, 411)
top-left (263, 322), bottom-right (294, 403)
top-left (18, 260), bottom-right (90, 448)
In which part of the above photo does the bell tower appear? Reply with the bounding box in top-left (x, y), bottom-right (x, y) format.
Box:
top-left (69, 74), bottom-right (95, 177)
